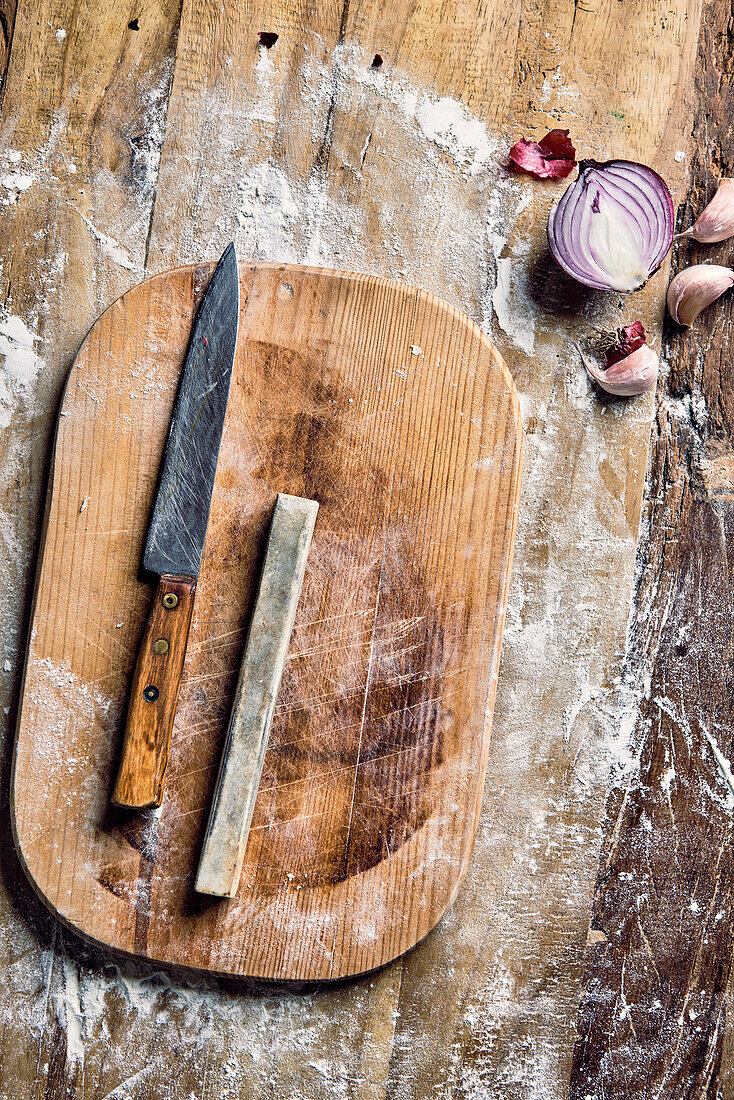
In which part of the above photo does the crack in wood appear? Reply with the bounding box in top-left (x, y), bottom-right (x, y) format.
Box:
top-left (314, 0), bottom-right (351, 175)
top-left (0, 0), bottom-right (17, 107)
top-left (142, 1), bottom-right (184, 273)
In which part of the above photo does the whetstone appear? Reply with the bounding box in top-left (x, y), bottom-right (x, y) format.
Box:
top-left (195, 493), bottom-right (318, 897)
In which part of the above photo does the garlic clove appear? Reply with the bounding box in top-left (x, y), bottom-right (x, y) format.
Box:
top-left (666, 263), bottom-right (734, 326)
top-left (577, 340), bottom-right (659, 397)
top-left (676, 179), bottom-right (734, 243)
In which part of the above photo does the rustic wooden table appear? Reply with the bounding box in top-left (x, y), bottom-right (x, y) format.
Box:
top-left (1, 0), bottom-right (731, 1097)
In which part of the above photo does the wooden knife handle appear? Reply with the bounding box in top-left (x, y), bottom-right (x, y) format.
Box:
top-left (112, 575), bottom-right (196, 809)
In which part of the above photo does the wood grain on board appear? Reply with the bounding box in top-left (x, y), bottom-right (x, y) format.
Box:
top-left (571, 3), bottom-right (734, 1097)
top-left (12, 261), bottom-right (522, 981)
top-left (0, 0), bottom-right (710, 1095)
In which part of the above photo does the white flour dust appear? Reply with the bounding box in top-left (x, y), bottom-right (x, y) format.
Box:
top-left (0, 54), bottom-right (173, 285)
top-left (1, 170), bottom-right (35, 203)
top-left (129, 59), bottom-right (175, 204)
top-left (57, 956), bottom-right (84, 1069)
top-left (235, 163), bottom-right (300, 256)
top-left (415, 95), bottom-right (497, 173)
top-left (0, 147), bottom-right (37, 207)
top-left (163, 39), bottom-right (544, 357)
top-left (70, 208), bottom-right (136, 271)
top-left (492, 251), bottom-right (536, 357)
top-left (0, 311), bottom-right (44, 428)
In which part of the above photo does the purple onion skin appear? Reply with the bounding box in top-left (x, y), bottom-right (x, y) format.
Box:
top-left (547, 159), bottom-right (675, 292)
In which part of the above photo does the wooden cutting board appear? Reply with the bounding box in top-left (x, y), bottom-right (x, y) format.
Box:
top-left (11, 261), bottom-right (522, 982)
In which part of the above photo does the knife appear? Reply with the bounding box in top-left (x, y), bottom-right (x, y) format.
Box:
top-left (112, 243), bottom-right (240, 810)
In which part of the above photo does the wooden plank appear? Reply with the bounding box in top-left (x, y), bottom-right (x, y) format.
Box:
top-left (0, 1), bottom-right (182, 1096)
top-left (0, 0), bottom-right (708, 1097)
top-left (571, 3), bottom-right (734, 1096)
top-left (144, 0), bottom-right (348, 273)
top-left (332, 1), bottom-right (704, 1096)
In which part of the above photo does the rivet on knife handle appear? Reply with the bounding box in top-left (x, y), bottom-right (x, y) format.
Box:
top-left (195, 493), bottom-right (318, 898)
top-left (112, 575), bottom-right (196, 808)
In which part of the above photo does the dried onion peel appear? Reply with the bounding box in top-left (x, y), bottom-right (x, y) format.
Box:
top-left (508, 129), bottom-right (577, 180)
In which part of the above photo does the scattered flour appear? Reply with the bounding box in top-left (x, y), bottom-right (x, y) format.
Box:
top-left (414, 95), bottom-right (497, 174)
top-left (235, 163), bottom-right (300, 256)
top-left (1, 169), bottom-right (36, 205)
top-left (130, 59), bottom-right (175, 203)
top-left (1, 170), bottom-right (35, 192)
top-left (255, 44), bottom-right (275, 84)
top-left (181, 41), bottom-right (546, 360)
top-left (0, 33), bottom-right (671, 1100)
top-left (0, 312), bottom-right (44, 428)
top-left (57, 956), bottom-right (84, 1070)
top-left (72, 208), bottom-right (136, 271)
top-left (660, 765), bottom-right (676, 794)
top-left (492, 254), bottom-right (536, 357)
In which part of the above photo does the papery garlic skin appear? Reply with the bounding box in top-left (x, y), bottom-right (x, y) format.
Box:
top-left (667, 264), bottom-right (734, 326)
top-left (677, 179), bottom-right (734, 243)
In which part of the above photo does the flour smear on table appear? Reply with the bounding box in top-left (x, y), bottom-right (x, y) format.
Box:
top-left (0, 36), bottom-right (685, 1100)
top-left (0, 311), bottom-right (44, 429)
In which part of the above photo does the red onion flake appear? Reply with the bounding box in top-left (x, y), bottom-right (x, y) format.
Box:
top-left (605, 321), bottom-right (647, 367)
top-left (508, 129), bottom-right (576, 180)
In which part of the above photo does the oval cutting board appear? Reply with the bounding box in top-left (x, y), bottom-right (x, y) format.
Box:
top-left (12, 262), bottom-right (522, 981)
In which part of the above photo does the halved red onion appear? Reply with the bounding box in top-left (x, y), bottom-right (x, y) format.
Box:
top-left (547, 160), bottom-right (674, 292)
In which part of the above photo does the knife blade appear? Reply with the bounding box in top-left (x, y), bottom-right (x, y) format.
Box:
top-left (112, 243), bottom-right (240, 810)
